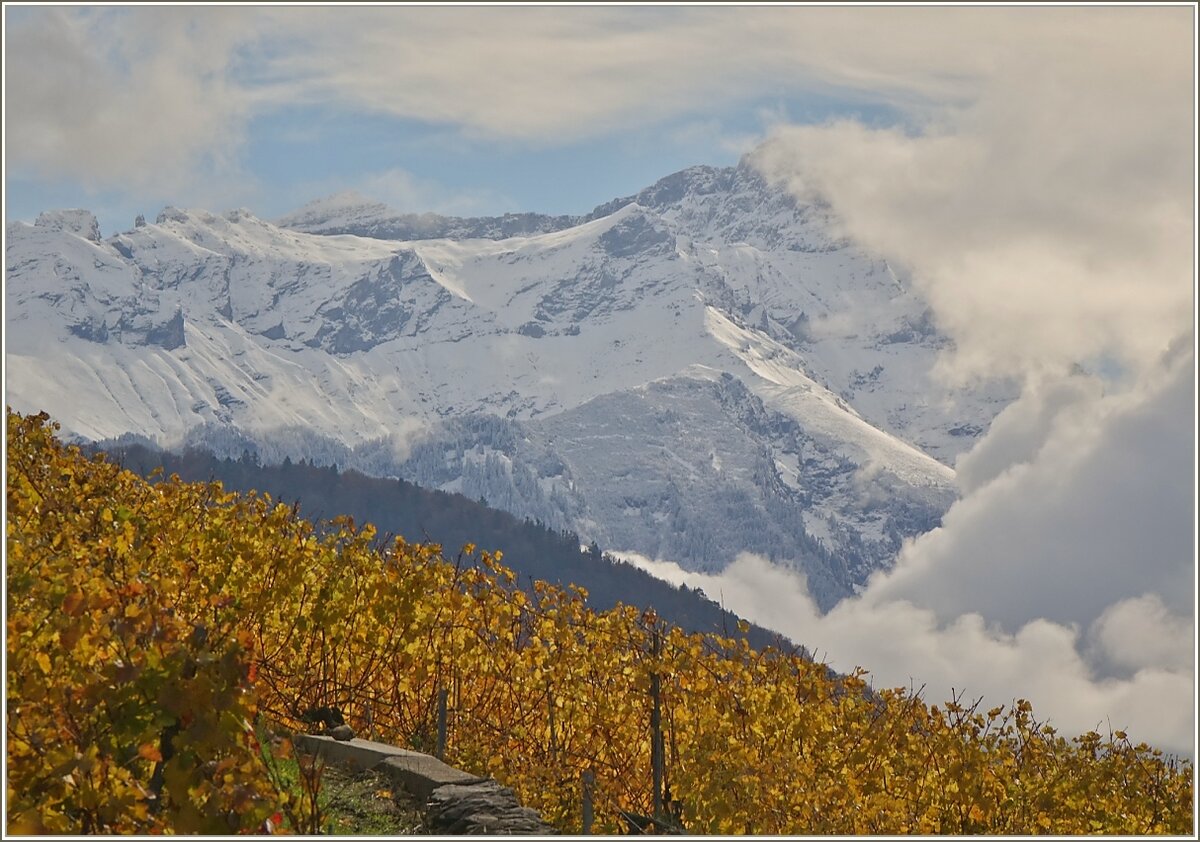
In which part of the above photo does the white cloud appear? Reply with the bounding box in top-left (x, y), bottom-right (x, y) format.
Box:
top-left (872, 349), bottom-right (1194, 632)
top-left (4, 8), bottom-right (261, 200)
top-left (1087, 594), bottom-right (1194, 678)
top-left (359, 168), bottom-right (513, 217)
top-left (952, 375), bottom-right (1104, 495)
top-left (277, 167), bottom-right (516, 222)
top-left (620, 7), bottom-right (1193, 756)
top-left (9, 5), bottom-right (1190, 212)
top-left (684, 1), bottom-right (1198, 754)
top-left (627, 5), bottom-right (1196, 756)
top-left (749, 9), bottom-right (1193, 383)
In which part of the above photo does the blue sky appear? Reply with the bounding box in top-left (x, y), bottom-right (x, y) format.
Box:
top-left (4, 5), bottom-right (910, 236)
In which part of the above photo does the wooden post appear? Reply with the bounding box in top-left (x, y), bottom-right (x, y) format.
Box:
top-left (650, 628), bottom-right (664, 822)
top-left (435, 687), bottom-right (449, 760)
top-left (547, 683), bottom-right (557, 758)
top-left (581, 768), bottom-right (595, 835)
top-left (365, 700), bottom-right (374, 742)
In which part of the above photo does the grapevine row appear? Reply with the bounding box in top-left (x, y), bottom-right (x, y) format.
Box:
top-left (6, 410), bottom-right (1193, 834)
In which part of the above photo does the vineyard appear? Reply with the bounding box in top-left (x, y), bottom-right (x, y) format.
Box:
top-left (6, 409), bottom-right (1194, 834)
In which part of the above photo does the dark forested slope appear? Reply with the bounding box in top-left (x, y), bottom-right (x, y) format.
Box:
top-left (101, 444), bottom-right (793, 652)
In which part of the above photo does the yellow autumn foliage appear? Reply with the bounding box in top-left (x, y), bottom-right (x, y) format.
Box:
top-left (6, 410), bottom-right (1194, 834)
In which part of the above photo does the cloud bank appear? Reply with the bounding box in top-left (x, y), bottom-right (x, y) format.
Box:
top-left (627, 6), bottom-right (1196, 756)
top-left (622, 346), bottom-right (1194, 756)
top-left (873, 351), bottom-right (1194, 633)
top-left (749, 9), bottom-right (1193, 383)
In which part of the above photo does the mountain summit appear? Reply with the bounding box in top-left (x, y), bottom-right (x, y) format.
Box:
top-left (5, 162), bottom-right (1014, 608)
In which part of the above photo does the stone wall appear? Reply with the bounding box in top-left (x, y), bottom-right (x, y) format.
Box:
top-left (294, 734), bottom-right (558, 835)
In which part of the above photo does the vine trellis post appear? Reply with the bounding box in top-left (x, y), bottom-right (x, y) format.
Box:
top-left (435, 687), bottom-right (449, 760)
top-left (581, 768), bottom-right (595, 834)
top-left (650, 625), bottom-right (665, 823)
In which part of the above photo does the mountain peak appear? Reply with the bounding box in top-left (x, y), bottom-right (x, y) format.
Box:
top-left (155, 206), bottom-right (192, 225)
top-left (6, 160), bottom-right (1016, 602)
top-left (223, 208), bottom-right (261, 224)
top-left (34, 209), bottom-right (101, 243)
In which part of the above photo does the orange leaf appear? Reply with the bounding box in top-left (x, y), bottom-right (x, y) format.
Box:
top-left (138, 743), bottom-right (163, 763)
top-left (62, 590), bottom-right (85, 616)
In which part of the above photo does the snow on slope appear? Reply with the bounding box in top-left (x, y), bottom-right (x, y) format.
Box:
top-left (703, 306), bottom-right (954, 489)
top-left (5, 164), bottom-right (1015, 607)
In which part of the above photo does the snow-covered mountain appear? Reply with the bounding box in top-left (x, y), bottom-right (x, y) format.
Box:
top-left (5, 163), bottom-right (1015, 609)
